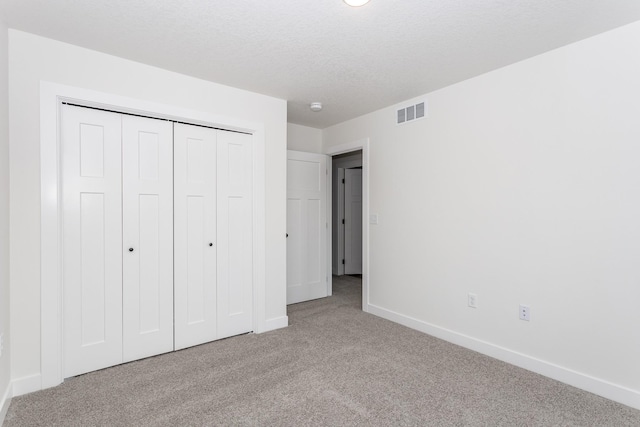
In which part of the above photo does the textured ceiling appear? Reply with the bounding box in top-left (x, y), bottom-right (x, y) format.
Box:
top-left (1, 1), bottom-right (640, 128)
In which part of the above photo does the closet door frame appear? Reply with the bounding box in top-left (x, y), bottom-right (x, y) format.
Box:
top-left (39, 82), bottom-right (269, 391)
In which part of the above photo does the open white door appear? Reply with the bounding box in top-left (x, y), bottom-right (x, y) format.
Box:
top-left (344, 168), bottom-right (363, 275)
top-left (287, 151), bottom-right (329, 304)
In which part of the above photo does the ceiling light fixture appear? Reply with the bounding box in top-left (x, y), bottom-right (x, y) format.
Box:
top-left (344, 0), bottom-right (371, 6)
top-left (310, 102), bottom-right (323, 112)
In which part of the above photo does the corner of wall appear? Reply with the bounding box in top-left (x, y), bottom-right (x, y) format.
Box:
top-left (286, 123), bottom-right (323, 154)
top-left (0, 383), bottom-right (12, 424)
top-left (0, 16), bottom-right (12, 425)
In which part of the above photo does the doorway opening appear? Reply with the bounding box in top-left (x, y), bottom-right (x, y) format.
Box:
top-left (331, 150), bottom-right (363, 308)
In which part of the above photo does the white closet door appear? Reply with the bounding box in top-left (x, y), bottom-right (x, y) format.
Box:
top-left (286, 151), bottom-right (328, 304)
top-left (122, 115), bottom-right (174, 362)
top-left (174, 123), bottom-right (218, 350)
top-left (344, 168), bottom-right (363, 275)
top-left (217, 131), bottom-right (253, 338)
top-left (62, 105), bottom-right (123, 377)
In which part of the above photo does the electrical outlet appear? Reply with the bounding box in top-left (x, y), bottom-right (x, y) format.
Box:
top-left (468, 293), bottom-right (478, 308)
top-left (519, 305), bottom-right (530, 321)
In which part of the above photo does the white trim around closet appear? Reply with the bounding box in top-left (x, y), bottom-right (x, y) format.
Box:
top-left (39, 81), bottom-right (267, 392)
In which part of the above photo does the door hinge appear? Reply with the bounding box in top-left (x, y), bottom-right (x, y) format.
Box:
top-left (342, 259), bottom-right (345, 265)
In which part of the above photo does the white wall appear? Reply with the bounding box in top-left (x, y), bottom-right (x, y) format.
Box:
top-left (324, 21), bottom-right (640, 409)
top-left (8, 30), bottom-right (287, 388)
top-left (287, 123), bottom-right (322, 153)
top-left (0, 19), bottom-right (11, 421)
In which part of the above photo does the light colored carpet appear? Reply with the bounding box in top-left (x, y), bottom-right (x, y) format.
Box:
top-left (5, 275), bottom-right (640, 426)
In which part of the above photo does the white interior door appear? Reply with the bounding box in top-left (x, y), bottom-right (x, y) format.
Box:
top-left (122, 115), bottom-right (174, 362)
top-left (344, 168), bottom-right (363, 275)
top-left (286, 150), bottom-right (328, 304)
top-left (62, 105), bottom-right (123, 378)
top-left (174, 123), bottom-right (218, 350)
top-left (62, 105), bottom-right (256, 375)
top-left (217, 130), bottom-right (253, 338)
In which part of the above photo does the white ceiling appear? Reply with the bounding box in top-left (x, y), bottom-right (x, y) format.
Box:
top-left (1, 1), bottom-right (640, 129)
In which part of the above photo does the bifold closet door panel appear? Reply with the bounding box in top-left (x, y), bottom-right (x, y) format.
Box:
top-left (62, 105), bottom-right (124, 377)
top-left (122, 115), bottom-right (174, 362)
top-left (174, 123), bottom-right (218, 350)
top-left (217, 131), bottom-right (253, 338)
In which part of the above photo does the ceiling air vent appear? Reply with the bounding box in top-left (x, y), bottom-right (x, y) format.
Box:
top-left (396, 100), bottom-right (427, 125)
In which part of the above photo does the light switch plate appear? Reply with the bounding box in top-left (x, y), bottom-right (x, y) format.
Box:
top-left (468, 293), bottom-right (478, 308)
top-left (370, 214), bottom-right (379, 225)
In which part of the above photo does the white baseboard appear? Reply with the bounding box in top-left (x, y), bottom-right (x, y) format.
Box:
top-left (0, 382), bottom-right (12, 425)
top-left (11, 373), bottom-right (41, 397)
top-left (366, 303), bottom-right (640, 411)
top-left (263, 315), bottom-right (289, 332)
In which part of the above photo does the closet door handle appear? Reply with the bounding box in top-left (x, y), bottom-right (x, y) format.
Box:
top-left (209, 243), bottom-right (213, 247)
top-left (129, 247), bottom-right (134, 252)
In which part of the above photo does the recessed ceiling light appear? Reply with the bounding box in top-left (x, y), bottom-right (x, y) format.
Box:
top-left (344, 0), bottom-right (371, 7)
